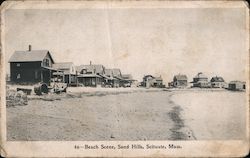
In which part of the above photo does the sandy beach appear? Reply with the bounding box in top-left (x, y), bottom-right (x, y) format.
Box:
top-left (7, 88), bottom-right (247, 141)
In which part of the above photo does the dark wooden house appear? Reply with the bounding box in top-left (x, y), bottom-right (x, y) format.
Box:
top-left (8, 46), bottom-right (56, 85)
top-left (173, 74), bottom-right (188, 88)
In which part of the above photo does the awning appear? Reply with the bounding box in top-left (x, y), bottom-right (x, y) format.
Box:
top-left (77, 74), bottom-right (102, 78)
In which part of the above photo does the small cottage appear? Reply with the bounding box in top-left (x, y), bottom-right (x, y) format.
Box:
top-left (153, 76), bottom-right (164, 88)
top-left (142, 75), bottom-right (164, 88)
top-left (142, 75), bottom-right (155, 88)
top-left (52, 62), bottom-right (77, 86)
top-left (76, 62), bottom-right (105, 87)
top-left (8, 45), bottom-right (56, 85)
top-left (192, 72), bottom-right (210, 88)
top-left (112, 68), bottom-right (124, 87)
top-left (121, 74), bottom-right (134, 87)
top-left (228, 81), bottom-right (246, 91)
top-left (210, 76), bottom-right (225, 88)
top-left (173, 74), bottom-right (188, 88)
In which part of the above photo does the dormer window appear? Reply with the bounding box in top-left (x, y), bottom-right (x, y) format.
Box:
top-left (81, 69), bottom-right (87, 74)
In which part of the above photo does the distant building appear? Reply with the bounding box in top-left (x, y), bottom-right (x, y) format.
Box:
top-left (104, 69), bottom-right (115, 87)
top-left (153, 76), bottom-right (164, 87)
top-left (8, 45), bottom-right (57, 84)
top-left (52, 62), bottom-right (77, 86)
top-left (112, 68), bottom-right (124, 87)
top-left (122, 74), bottom-right (134, 87)
top-left (210, 76), bottom-right (226, 88)
top-left (173, 74), bottom-right (188, 88)
top-left (142, 75), bottom-right (164, 88)
top-left (228, 81), bottom-right (246, 91)
top-left (192, 72), bottom-right (210, 88)
top-left (76, 62), bottom-right (105, 87)
top-left (142, 75), bottom-right (155, 88)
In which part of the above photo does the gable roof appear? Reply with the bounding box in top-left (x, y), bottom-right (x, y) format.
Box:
top-left (174, 74), bottom-right (188, 81)
top-left (194, 72), bottom-right (207, 79)
top-left (112, 68), bottom-right (122, 77)
top-left (53, 62), bottom-right (74, 74)
top-left (211, 76), bottom-right (224, 82)
top-left (154, 76), bottom-right (163, 81)
top-left (77, 64), bottom-right (105, 74)
top-left (9, 50), bottom-right (54, 63)
top-left (122, 74), bottom-right (133, 80)
top-left (105, 69), bottom-right (113, 77)
top-left (53, 62), bottom-right (74, 70)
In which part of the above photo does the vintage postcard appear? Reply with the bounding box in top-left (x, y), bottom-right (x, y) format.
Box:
top-left (0, 0), bottom-right (249, 157)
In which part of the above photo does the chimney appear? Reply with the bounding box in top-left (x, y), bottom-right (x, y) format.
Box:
top-left (28, 45), bottom-right (32, 51)
top-left (90, 61), bottom-right (92, 65)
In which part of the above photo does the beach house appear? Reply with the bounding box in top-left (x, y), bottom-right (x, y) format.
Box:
top-left (52, 62), bottom-right (77, 86)
top-left (210, 76), bottom-right (226, 88)
top-left (112, 68), bottom-right (124, 87)
top-left (142, 75), bottom-right (164, 88)
top-left (121, 74), bottom-right (134, 87)
top-left (76, 62), bottom-right (105, 87)
top-left (192, 72), bottom-right (210, 88)
top-left (173, 74), bottom-right (188, 88)
top-left (8, 45), bottom-right (57, 84)
top-left (228, 81), bottom-right (246, 91)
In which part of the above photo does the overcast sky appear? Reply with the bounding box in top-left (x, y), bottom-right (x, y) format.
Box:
top-left (4, 7), bottom-right (247, 83)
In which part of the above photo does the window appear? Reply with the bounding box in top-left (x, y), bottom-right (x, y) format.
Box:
top-left (16, 63), bottom-right (20, 67)
top-left (43, 59), bottom-right (50, 67)
top-left (17, 74), bottom-right (21, 79)
top-left (81, 69), bottom-right (87, 74)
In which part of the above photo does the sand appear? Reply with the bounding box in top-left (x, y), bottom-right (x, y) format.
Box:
top-left (6, 88), bottom-right (247, 141)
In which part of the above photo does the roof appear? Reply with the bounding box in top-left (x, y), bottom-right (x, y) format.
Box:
top-left (229, 80), bottom-right (246, 84)
top-left (112, 68), bottom-right (122, 77)
top-left (211, 76), bottom-right (224, 82)
top-left (174, 74), bottom-right (188, 81)
top-left (194, 72), bottom-right (207, 79)
top-left (105, 69), bottom-right (113, 77)
top-left (77, 74), bottom-right (102, 78)
top-left (53, 62), bottom-right (74, 74)
top-left (9, 50), bottom-right (54, 63)
top-left (143, 75), bottom-right (154, 80)
top-left (77, 64), bottom-right (105, 74)
top-left (154, 76), bottom-right (163, 81)
top-left (122, 74), bottom-right (133, 80)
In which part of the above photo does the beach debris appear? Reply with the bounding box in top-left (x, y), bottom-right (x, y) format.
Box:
top-left (6, 89), bottom-right (28, 107)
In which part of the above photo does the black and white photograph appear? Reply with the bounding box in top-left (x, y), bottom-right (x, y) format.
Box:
top-left (0, 0), bottom-right (249, 157)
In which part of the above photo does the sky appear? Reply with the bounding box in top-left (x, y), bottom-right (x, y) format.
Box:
top-left (3, 7), bottom-right (248, 83)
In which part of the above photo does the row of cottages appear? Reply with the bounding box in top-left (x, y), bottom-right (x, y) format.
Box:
top-left (8, 46), bottom-right (135, 88)
top-left (168, 73), bottom-right (227, 88)
top-left (76, 63), bottom-right (134, 88)
top-left (142, 75), bottom-right (165, 88)
top-left (192, 72), bottom-right (227, 88)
